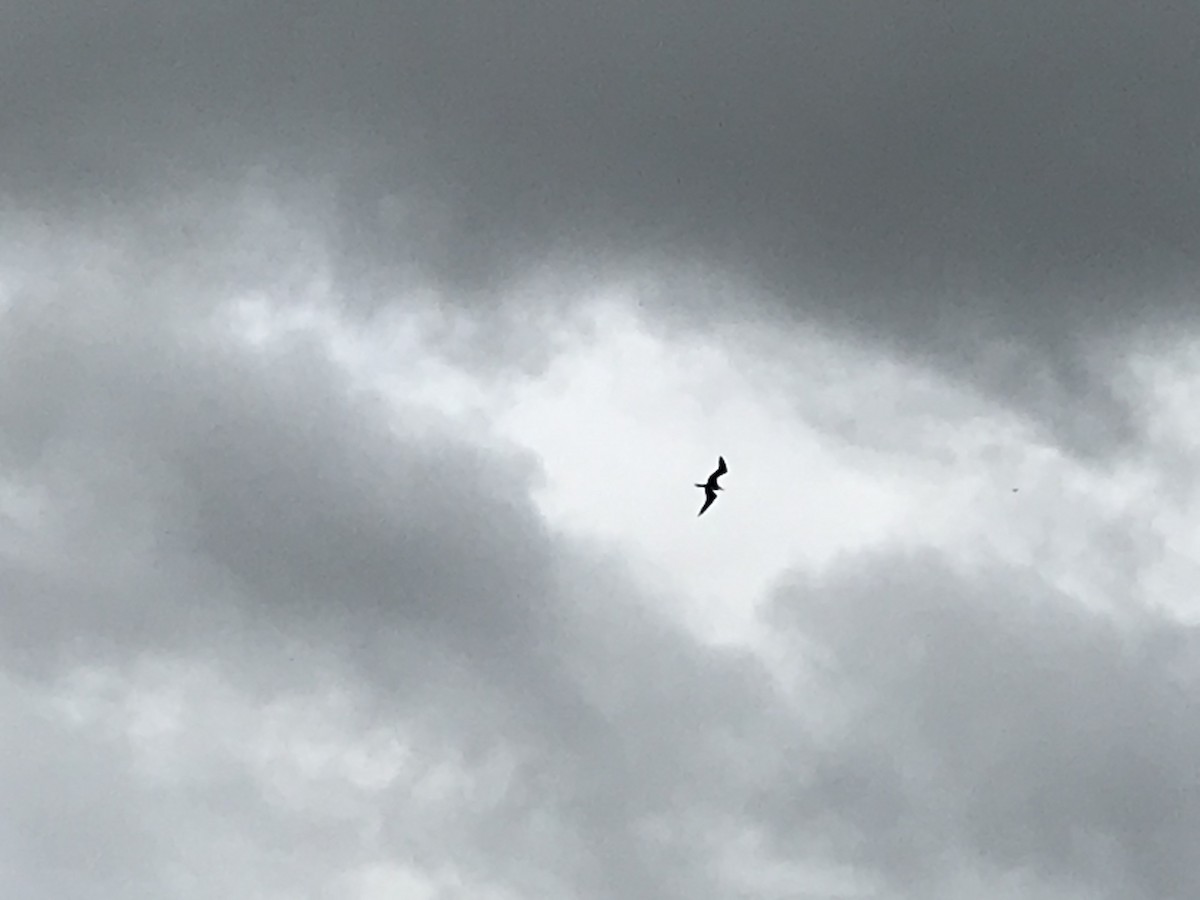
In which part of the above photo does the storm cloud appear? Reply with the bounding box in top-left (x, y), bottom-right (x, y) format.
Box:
top-left (3, 4), bottom-right (1200, 898)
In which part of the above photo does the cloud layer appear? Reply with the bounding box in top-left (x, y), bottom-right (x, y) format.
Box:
top-left (3, 5), bottom-right (1200, 898)
top-left (7, 3), bottom-right (1200, 447)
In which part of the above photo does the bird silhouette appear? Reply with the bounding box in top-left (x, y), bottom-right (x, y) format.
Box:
top-left (695, 456), bottom-right (727, 516)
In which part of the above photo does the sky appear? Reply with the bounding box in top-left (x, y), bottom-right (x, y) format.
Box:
top-left (3, 3), bottom-right (1200, 898)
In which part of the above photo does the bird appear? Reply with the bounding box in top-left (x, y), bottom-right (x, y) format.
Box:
top-left (695, 456), bottom-right (728, 516)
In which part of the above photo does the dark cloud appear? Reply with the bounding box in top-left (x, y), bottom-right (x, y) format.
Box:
top-left (4, 2), bottom-right (1198, 448)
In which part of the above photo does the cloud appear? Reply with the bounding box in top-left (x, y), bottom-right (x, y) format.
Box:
top-left (5, 3), bottom-right (1199, 448)
top-left (3, 7), bottom-right (1200, 896)
top-left (0, 239), bottom-right (801, 896)
top-left (765, 549), bottom-right (1200, 899)
top-left (0, 252), bottom-right (569, 718)
top-left (2, 674), bottom-right (174, 900)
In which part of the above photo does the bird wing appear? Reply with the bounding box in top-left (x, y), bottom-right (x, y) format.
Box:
top-left (714, 456), bottom-right (727, 478)
top-left (697, 488), bottom-right (718, 516)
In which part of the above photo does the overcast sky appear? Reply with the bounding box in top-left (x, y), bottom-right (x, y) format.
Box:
top-left (4, 4), bottom-right (1200, 899)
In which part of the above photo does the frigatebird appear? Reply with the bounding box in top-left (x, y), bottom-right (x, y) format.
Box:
top-left (695, 456), bottom-right (727, 517)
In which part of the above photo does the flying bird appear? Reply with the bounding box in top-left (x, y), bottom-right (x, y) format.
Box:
top-left (695, 456), bottom-right (728, 516)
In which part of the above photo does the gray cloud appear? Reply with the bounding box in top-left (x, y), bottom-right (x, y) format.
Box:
top-left (0, 270), bottom-right (569, 719)
top-left (1, 668), bottom-right (406, 900)
top-left (765, 550), bottom-right (1200, 899)
top-left (2, 268), bottom-right (1197, 897)
top-left (4, 2), bottom-right (1198, 448)
top-left (4, 8), bottom-right (1200, 895)
top-left (0, 253), bottom-right (795, 895)
top-left (2, 677), bottom-right (172, 900)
